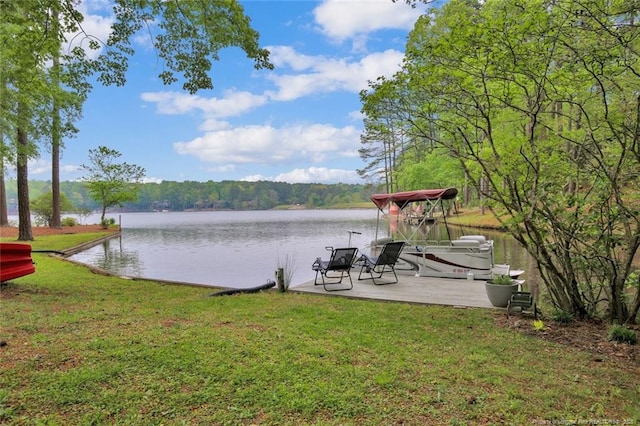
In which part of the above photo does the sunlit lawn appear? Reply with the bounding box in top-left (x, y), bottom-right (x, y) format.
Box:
top-left (1, 233), bottom-right (638, 424)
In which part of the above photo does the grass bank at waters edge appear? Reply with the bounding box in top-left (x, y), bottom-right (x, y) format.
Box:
top-left (1, 234), bottom-right (639, 424)
top-left (273, 202), bottom-right (374, 210)
top-left (446, 208), bottom-right (504, 230)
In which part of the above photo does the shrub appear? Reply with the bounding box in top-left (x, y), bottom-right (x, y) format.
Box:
top-left (100, 217), bottom-right (116, 228)
top-left (31, 192), bottom-right (74, 227)
top-left (550, 309), bottom-right (574, 324)
top-left (490, 274), bottom-right (513, 285)
top-left (61, 217), bottom-right (79, 227)
top-left (608, 325), bottom-right (638, 345)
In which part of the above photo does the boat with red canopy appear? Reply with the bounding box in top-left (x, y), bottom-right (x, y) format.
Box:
top-left (0, 243), bottom-right (36, 282)
top-left (368, 188), bottom-right (523, 280)
top-left (370, 188), bottom-right (459, 210)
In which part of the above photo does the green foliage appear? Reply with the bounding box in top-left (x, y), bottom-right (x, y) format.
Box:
top-left (81, 146), bottom-right (145, 221)
top-left (626, 271), bottom-right (639, 290)
top-left (396, 149), bottom-right (464, 191)
top-left (60, 216), bottom-right (78, 226)
top-left (608, 325), bottom-right (638, 345)
top-left (4, 179), bottom-right (381, 213)
top-left (489, 275), bottom-right (513, 285)
top-left (550, 309), bottom-right (575, 324)
top-left (30, 191), bottom-right (74, 227)
top-left (366, 0), bottom-right (640, 323)
top-left (100, 217), bottom-right (116, 228)
top-left (532, 320), bottom-right (545, 332)
top-left (90, 0), bottom-right (273, 93)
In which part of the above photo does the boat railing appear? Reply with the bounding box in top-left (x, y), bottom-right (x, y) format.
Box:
top-left (371, 237), bottom-right (493, 251)
top-left (412, 239), bottom-right (493, 251)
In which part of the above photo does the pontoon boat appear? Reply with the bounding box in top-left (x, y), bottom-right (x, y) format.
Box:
top-left (368, 188), bottom-right (523, 280)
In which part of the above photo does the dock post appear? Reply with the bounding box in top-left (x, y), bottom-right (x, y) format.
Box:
top-left (276, 268), bottom-right (285, 292)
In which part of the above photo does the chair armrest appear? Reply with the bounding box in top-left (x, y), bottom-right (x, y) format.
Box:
top-left (359, 253), bottom-right (377, 266)
top-left (312, 258), bottom-right (329, 271)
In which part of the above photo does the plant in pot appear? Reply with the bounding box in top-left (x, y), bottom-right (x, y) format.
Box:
top-left (485, 274), bottom-right (519, 308)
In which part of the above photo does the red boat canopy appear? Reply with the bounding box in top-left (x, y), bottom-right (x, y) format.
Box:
top-left (370, 188), bottom-right (458, 210)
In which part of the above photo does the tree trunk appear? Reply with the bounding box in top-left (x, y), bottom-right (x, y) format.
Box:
top-left (0, 166), bottom-right (8, 227)
top-left (51, 51), bottom-right (61, 228)
top-left (51, 105), bottom-right (61, 228)
top-left (17, 123), bottom-right (33, 241)
top-left (0, 140), bottom-right (8, 227)
top-left (51, 137), bottom-right (61, 228)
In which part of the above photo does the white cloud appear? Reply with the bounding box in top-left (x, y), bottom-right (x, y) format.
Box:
top-left (348, 109), bottom-right (364, 121)
top-left (242, 167), bottom-right (360, 184)
top-left (141, 90), bottom-right (267, 117)
top-left (173, 123), bottom-right (360, 165)
top-left (313, 0), bottom-right (424, 42)
top-left (140, 44), bottom-right (405, 117)
top-left (128, 0), bottom-right (421, 183)
top-left (266, 46), bottom-right (318, 71)
top-left (142, 176), bottom-right (163, 184)
top-left (141, 47), bottom-right (404, 119)
top-left (7, 159), bottom-right (82, 180)
top-left (266, 47), bottom-right (405, 100)
top-left (27, 159), bottom-right (51, 177)
top-left (62, 164), bottom-right (83, 173)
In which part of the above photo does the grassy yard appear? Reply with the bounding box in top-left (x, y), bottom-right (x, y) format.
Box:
top-left (446, 208), bottom-right (505, 229)
top-left (1, 233), bottom-right (639, 425)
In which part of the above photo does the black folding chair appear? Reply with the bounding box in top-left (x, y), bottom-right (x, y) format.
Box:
top-left (358, 241), bottom-right (405, 285)
top-left (312, 247), bottom-right (359, 291)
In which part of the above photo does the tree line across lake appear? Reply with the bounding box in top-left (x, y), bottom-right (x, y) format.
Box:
top-left (4, 180), bottom-right (385, 214)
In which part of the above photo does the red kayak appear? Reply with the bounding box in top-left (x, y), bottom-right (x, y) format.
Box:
top-left (0, 243), bottom-right (36, 282)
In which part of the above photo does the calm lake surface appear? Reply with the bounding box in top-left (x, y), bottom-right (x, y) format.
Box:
top-left (69, 210), bottom-right (535, 289)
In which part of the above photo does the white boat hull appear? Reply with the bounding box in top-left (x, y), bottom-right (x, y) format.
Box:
top-left (398, 247), bottom-right (493, 279)
top-left (371, 236), bottom-right (522, 280)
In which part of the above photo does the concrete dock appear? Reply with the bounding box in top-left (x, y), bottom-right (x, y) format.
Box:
top-left (291, 272), bottom-right (496, 309)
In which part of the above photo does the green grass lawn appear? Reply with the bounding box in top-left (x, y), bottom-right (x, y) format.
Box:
top-left (1, 234), bottom-right (639, 425)
top-left (447, 208), bottom-right (505, 229)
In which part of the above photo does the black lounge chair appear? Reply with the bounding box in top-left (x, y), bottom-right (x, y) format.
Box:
top-left (358, 241), bottom-right (405, 285)
top-left (312, 247), bottom-right (359, 291)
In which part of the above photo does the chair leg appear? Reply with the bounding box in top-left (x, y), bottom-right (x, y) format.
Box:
top-left (358, 263), bottom-right (371, 281)
top-left (372, 265), bottom-right (398, 285)
top-left (358, 264), bottom-right (398, 285)
top-left (322, 269), bottom-right (353, 291)
top-left (315, 267), bottom-right (350, 287)
top-left (313, 269), bottom-right (322, 286)
top-left (387, 266), bottom-right (398, 284)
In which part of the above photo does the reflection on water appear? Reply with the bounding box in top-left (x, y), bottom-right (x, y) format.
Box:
top-left (71, 210), bottom-right (382, 288)
top-left (70, 210), bottom-right (536, 289)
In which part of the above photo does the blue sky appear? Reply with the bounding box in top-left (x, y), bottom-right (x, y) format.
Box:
top-left (30, 0), bottom-right (430, 184)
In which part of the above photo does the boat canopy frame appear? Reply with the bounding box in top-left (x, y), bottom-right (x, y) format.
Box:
top-left (370, 188), bottom-right (459, 243)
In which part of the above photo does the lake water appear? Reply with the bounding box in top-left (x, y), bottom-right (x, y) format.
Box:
top-left (68, 210), bottom-right (535, 289)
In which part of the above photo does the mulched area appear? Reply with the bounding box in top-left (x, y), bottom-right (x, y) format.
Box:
top-left (495, 314), bottom-right (639, 370)
top-left (0, 224), bottom-right (119, 239)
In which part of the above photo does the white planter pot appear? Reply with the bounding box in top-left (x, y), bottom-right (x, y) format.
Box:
top-left (485, 282), bottom-right (519, 307)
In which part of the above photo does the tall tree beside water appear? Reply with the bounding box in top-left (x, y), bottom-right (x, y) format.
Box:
top-left (81, 146), bottom-right (146, 224)
top-left (374, 0), bottom-right (640, 323)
